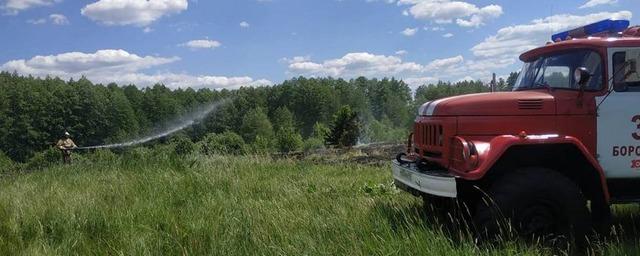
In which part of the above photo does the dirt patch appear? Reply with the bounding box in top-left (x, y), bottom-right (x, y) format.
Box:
top-left (273, 143), bottom-right (405, 166)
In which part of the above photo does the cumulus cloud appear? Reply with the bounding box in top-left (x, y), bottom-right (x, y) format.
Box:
top-left (425, 55), bottom-right (463, 71)
top-left (240, 21), bottom-right (250, 28)
top-left (395, 50), bottom-right (408, 55)
top-left (0, 49), bottom-right (270, 89)
top-left (2, 0), bottom-right (61, 14)
top-left (579, 0), bottom-right (617, 9)
top-left (442, 32), bottom-right (453, 38)
top-left (26, 13), bottom-right (69, 25)
top-left (471, 11), bottom-right (632, 59)
top-left (49, 13), bottom-right (68, 25)
top-left (179, 39), bottom-right (221, 50)
top-left (287, 52), bottom-right (424, 78)
top-left (396, 0), bottom-right (503, 28)
top-left (283, 51), bottom-right (508, 86)
top-left (81, 0), bottom-right (188, 27)
top-left (401, 27), bottom-right (418, 36)
top-left (284, 52), bottom-right (485, 86)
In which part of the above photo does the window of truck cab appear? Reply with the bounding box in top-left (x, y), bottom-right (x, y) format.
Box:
top-left (612, 48), bottom-right (640, 92)
top-left (514, 49), bottom-right (603, 91)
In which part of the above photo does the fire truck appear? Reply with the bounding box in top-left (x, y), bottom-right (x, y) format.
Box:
top-left (392, 19), bottom-right (640, 243)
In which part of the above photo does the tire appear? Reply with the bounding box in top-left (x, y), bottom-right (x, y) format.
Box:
top-left (473, 168), bottom-right (591, 249)
top-left (422, 194), bottom-right (453, 213)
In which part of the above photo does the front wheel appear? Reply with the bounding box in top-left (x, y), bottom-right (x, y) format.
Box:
top-left (473, 168), bottom-right (591, 248)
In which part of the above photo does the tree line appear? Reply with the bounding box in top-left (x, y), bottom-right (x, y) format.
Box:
top-left (0, 71), bottom-right (518, 162)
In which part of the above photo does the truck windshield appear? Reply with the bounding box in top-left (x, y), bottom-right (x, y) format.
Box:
top-left (513, 50), bottom-right (603, 91)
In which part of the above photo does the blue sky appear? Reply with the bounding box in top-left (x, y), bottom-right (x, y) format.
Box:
top-left (0, 0), bottom-right (637, 89)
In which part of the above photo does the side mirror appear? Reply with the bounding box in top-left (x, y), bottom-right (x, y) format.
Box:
top-left (574, 67), bottom-right (592, 88)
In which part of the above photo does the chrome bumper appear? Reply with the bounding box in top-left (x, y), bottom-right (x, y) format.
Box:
top-left (391, 160), bottom-right (457, 198)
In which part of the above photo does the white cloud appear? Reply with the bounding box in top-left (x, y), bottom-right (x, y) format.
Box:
top-left (280, 56), bottom-right (311, 64)
top-left (113, 73), bottom-right (272, 90)
top-left (179, 39), bottom-right (221, 50)
top-left (27, 18), bottom-right (46, 24)
top-left (425, 55), bottom-right (463, 71)
top-left (49, 13), bottom-right (68, 25)
top-left (425, 26), bottom-right (444, 31)
top-left (240, 21), bottom-right (250, 28)
top-left (579, 0), bottom-right (617, 9)
top-left (287, 52), bottom-right (424, 78)
top-left (397, 0), bottom-right (503, 28)
top-left (442, 32), bottom-right (453, 38)
top-left (26, 13), bottom-right (69, 25)
top-left (0, 49), bottom-right (271, 89)
top-left (2, 0), bottom-right (61, 14)
top-left (401, 27), bottom-right (418, 36)
top-left (471, 11), bottom-right (632, 59)
top-left (404, 76), bottom-right (438, 87)
top-left (81, 0), bottom-right (188, 27)
top-left (143, 27), bottom-right (153, 33)
top-left (395, 50), bottom-right (408, 55)
top-left (284, 51), bottom-right (502, 83)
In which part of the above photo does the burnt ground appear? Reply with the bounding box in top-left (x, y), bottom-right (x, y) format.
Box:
top-left (272, 143), bottom-right (406, 166)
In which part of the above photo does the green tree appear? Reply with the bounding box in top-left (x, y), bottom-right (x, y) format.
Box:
top-left (506, 71), bottom-right (520, 89)
top-left (199, 131), bottom-right (246, 155)
top-left (275, 127), bottom-right (303, 153)
top-left (240, 107), bottom-right (274, 144)
top-left (325, 106), bottom-right (361, 148)
top-left (270, 107), bottom-right (295, 132)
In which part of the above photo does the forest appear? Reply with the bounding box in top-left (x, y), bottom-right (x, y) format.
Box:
top-left (0, 71), bottom-right (518, 163)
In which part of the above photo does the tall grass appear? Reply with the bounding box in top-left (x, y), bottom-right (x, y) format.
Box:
top-left (0, 149), bottom-right (636, 255)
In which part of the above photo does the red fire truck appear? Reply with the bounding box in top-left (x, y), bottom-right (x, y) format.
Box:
top-left (392, 19), bottom-right (640, 243)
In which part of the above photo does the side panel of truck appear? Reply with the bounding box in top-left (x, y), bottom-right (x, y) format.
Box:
top-left (597, 47), bottom-right (640, 178)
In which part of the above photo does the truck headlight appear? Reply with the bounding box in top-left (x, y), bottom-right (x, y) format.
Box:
top-left (451, 136), bottom-right (479, 171)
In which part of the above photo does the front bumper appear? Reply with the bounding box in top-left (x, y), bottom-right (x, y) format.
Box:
top-left (391, 160), bottom-right (457, 198)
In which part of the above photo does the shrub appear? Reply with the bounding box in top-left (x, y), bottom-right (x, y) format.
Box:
top-left (171, 135), bottom-right (195, 155)
top-left (365, 118), bottom-right (407, 143)
top-left (199, 131), bottom-right (246, 155)
top-left (87, 149), bottom-right (118, 163)
top-left (0, 151), bottom-right (15, 173)
top-left (250, 135), bottom-right (274, 155)
top-left (25, 147), bottom-right (61, 170)
top-left (325, 105), bottom-right (361, 148)
top-left (303, 137), bottom-right (324, 152)
top-left (275, 128), bottom-right (303, 153)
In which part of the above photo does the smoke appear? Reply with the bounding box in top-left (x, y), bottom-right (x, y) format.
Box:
top-left (78, 99), bottom-right (228, 150)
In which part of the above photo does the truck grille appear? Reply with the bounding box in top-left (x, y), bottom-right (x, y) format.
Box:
top-left (417, 123), bottom-right (443, 147)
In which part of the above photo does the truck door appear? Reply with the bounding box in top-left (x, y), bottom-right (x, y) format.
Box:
top-left (597, 47), bottom-right (640, 178)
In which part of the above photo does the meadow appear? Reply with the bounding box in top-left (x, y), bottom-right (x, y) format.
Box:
top-left (0, 148), bottom-right (639, 255)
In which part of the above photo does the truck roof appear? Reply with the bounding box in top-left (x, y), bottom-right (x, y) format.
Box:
top-left (520, 23), bottom-right (640, 62)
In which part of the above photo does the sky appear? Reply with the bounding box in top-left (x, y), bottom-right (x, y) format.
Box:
top-left (0, 0), bottom-right (637, 90)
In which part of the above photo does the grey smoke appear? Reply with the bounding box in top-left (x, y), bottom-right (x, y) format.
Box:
top-left (79, 99), bottom-right (228, 150)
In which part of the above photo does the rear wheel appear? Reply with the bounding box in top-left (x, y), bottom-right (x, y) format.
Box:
top-left (473, 168), bottom-right (591, 249)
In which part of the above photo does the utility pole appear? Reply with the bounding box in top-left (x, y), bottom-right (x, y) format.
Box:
top-left (490, 73), bottom-right (497, 92)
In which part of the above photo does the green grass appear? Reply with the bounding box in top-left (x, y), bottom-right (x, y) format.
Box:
top-left (0, 149), bottom-right (638, 255)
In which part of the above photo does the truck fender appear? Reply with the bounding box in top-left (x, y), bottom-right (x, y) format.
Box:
top-left (459, 134), bottom-right (610, 202)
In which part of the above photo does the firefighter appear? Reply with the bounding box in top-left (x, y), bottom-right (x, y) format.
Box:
top-left (56, 131), bottom-right (77, 164)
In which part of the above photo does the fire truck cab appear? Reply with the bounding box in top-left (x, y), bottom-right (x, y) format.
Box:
top-left (392, 19), bottom-right (640, 243)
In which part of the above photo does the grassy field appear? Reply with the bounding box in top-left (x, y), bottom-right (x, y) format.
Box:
top-left (0, 148), bottom-right (639, 255)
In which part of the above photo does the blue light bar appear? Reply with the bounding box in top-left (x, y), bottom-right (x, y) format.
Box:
top-left (551, 19), bottom-right (630, 42)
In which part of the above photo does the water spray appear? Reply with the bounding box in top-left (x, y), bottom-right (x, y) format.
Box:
top-left (76, 99), bottom-right (228, 150)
